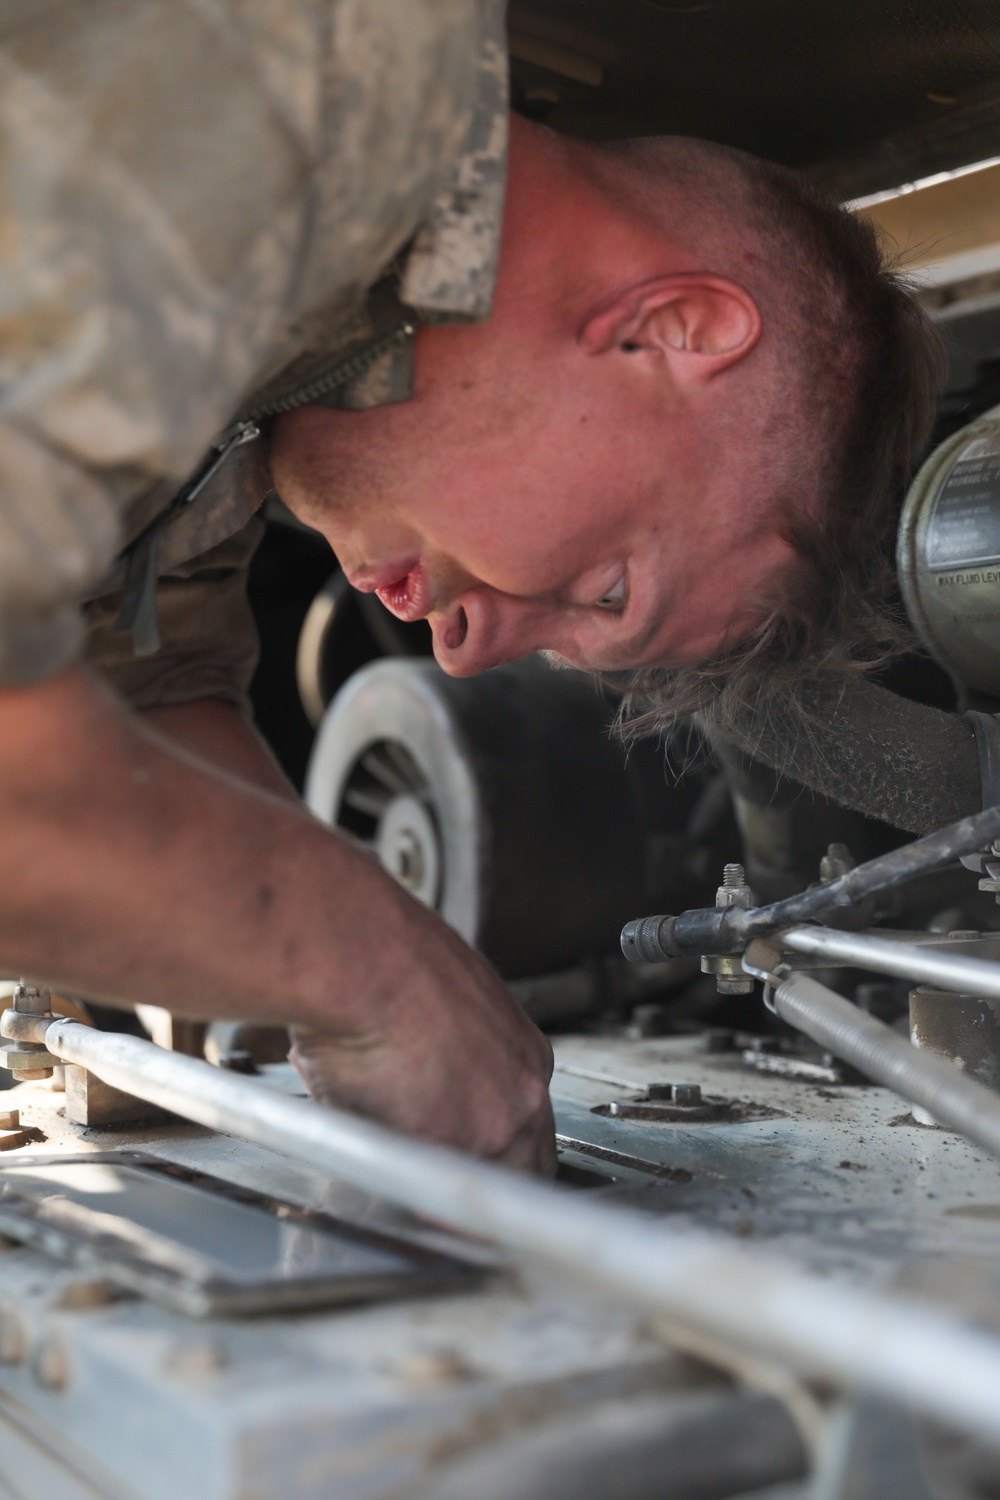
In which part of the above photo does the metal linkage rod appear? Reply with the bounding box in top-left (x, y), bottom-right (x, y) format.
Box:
top-left (32, 1017), bottom-right (1000, 1444)
top-left (779, 926), bottom-right (1000, 999)
top-left (771, 970), bottom-right (1000, 1160)
top-left (622, 803), bottom-right (1000, 961)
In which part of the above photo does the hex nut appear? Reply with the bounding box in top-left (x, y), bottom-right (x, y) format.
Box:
top-left (717, 975), bottom-right (755, 996)
top-left (671, 1084), bottom-right (703, 1106)
top-left (0, 1047), bottom-right (57, 1072)
top-left (0, 1109), bottom-right (19, 1130)
top-left (647, 1083), bottom-right (703, 1105)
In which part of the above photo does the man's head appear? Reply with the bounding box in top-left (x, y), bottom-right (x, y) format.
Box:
top-left (270, 116), bottom-right (941, 701)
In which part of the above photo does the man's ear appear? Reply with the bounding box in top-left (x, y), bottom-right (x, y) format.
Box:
top-left (580, 275), bottom-right (762, 382)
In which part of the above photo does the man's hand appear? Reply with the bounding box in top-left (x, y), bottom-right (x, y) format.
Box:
top-left (0, 669), bottom-right (556, 1172)
top-left (145, 695), bottom-right (555, 1170)
top-left (290, 906), bottom-right (556, 1174)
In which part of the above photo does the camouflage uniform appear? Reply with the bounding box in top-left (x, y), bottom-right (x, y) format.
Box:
top-left (0, 0), bottom-right (508, 710)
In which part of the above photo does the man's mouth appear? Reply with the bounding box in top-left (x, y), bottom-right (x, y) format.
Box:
top-left (349, 559), bottom-right (432, 622)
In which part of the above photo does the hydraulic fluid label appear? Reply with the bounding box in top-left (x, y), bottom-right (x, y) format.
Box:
top-left (926, 434), bottom-right (1000, 570)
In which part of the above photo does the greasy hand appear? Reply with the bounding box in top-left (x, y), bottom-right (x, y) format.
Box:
top-left (289, 900), bottom-right (556, 1176)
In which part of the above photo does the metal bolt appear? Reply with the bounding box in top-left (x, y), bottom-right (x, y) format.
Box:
top-left (13, 982), bottom-right (50, 1016)
top-left (672, 1083), bottom-right (702, 1106)
top-left (703, 864), bottom-right (754, 993)
top-left (715, 864), bottom-right (753, 910)
top-left (647, 1083), bottom-right (703, 1106)
top-left (0, 980), bottom-right (56, 1080)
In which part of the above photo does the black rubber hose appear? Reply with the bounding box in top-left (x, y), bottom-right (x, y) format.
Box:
top-left (709, 676), bottom-right (981, 836)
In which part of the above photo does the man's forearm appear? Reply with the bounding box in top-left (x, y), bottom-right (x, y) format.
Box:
top-left (0, 667), bottom-right (413, 1029)
top-left (0, 667), bottom-right (555, 1169)
top-left (141, 698), bottom-right (298, 801)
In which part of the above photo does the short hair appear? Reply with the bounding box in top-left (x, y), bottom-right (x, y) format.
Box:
top-left (597, 138), bottom-right (946, 742)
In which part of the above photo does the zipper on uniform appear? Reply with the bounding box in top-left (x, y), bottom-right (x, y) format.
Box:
top-left (114, 315), bottom-right (417, 658)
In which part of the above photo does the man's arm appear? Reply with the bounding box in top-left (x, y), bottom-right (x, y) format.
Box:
top-left (142, 696), bottom-right (297, 801)
top-left (0, 668), bottom-right (555, 1171)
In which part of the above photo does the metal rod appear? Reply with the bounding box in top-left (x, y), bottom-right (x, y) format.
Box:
top-left (771, 970), bottom-right (1000, 1159)
top-left (780, 926), bottom-right (1000, 999)
top-left (622, 802), bottom-right (1000, 960)
top-left (35, 1017), bottom-right (1000, 1443)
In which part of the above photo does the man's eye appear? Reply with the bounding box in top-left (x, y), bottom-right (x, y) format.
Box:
top-left (594, 576), bottom-right (627, 611)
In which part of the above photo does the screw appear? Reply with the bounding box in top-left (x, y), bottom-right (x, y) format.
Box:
top-left (715, 863), bottom-right (752, 910)
top-left (704, 863), bottom-right (754, 993)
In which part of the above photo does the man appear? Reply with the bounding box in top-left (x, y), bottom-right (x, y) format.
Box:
top-left (0, 2), bottom-right (939, 1173)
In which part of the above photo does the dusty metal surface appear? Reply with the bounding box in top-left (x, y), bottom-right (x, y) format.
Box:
top-left (1, 1025), bottom-right (1000, 1498)
top-left (551, 1032), bottom-right (1000, 1279)
top-left (0, 1080), bottom-right (715, 1500)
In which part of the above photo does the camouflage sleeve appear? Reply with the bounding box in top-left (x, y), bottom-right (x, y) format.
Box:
top-left (0, 416), bottom-right (123, 687)
top-left (81, 520), bottom-right (265, 716)
top-left (0, 0), bottom-right (501, 695)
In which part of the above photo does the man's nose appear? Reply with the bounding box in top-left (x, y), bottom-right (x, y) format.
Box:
top-left (429, 590), bottom-right (549, 676)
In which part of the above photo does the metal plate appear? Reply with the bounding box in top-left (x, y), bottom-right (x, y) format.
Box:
top-left (0, 1153), bottom-right (484, 1318)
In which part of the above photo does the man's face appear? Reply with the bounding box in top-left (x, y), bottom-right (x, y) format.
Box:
top-left (270, 311), bottom-right (797, 679)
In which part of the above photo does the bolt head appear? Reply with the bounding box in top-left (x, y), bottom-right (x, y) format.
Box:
top-left (646, 1082), bottom-right (703, 1106)
top-left (671, 1084), bottom-right (703, 1106)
